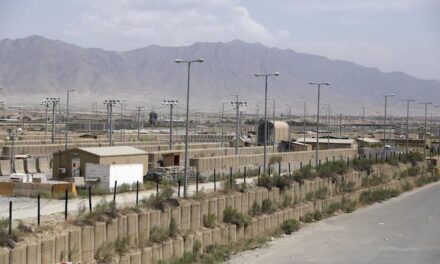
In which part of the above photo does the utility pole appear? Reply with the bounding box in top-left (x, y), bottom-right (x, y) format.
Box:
top-left (221, 102), bottom-right (228, 153)
top-left (46, 98), bottom-right (60, 143)
top-left (41, 100), bottom-right (50, 135)
top-left (136, 106), bottom-right (145, 142)
top-left (286, 104), bottom-right (292, 151)
top-left (162, 100), bottom-right (178, 150)
top-left (230, 95), bottom-right (247, 155)
top-left (383, 94), bottom-right (395, 147)
top-left (339, 113), bottom-right (342, 137)
top-left (268, 99), bottom-right (276, 153)
top-left (402, 99), bottom-right (415, 152)
top-left (103, 100), bottom-right (120, 146)
top-left (420, 102), bottom-right (432, 157)
top-left (361, 107), bottom-right (365, 141)
top-left (309, 82), bottom-right (330, 167)
top-left (300, 101), bottom-right (307, 144)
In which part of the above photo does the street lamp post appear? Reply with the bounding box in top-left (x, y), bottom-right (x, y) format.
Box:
top-left (65, 90), bottom-right (75, 150)
top-left (40, 100), bottom-right (50, 135)
top-left (435, 106), bottom-right (440, 152)
top-left (7, 128), bottom-right (22, 173)
top-left (162, 100), bottom-right (178, 150)
top-left (255, 72), bottom-right (280, 174)
top-left (268, 99), bottom-right (276, 153)
top-left (136, 106), bottom-right (145, 142)
top-left (230, 96), bottom-right (247, 155)
top-left (382, 94), bottom-right (395, 147)
top-left (420, 102), bottom-right (432, 156)
top-left (46, 98), bottom-right (60, 143)
top-left (103, 100), bottom-right (120, 146)
top-left (402, 99), bottom-right (415, 152)
top-left (309, 82), bottom-right (330, 167)
top-left (175, 58), bottom-right (204, 198)
top-left (361, 107), bottom-right (365, 141)
top-left (286, 104), bottom-right (292, 151)
top-left (300, 101), bottom-right (307, 144)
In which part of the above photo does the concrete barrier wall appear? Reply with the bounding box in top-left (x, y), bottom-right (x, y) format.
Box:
top-left (0, 160), bottom-right (11, 176)
top-left (0, 162), bottom-right (424, 264)
top-left (24, 159), bottom-right (38, 174)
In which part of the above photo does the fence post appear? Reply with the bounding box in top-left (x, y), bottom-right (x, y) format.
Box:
top-left (229, 167), bottom-right (233, 188)
top-left (309, 160), bottom-right (312, 167)
top-left (278, 162), bottom-right (281, 175)
top-left (244, 166), bottom-right (247, 185)
top-left (64, 189), bottom-right (68, 220)
top-left (326, 157), bottom-right (329, 164)
top-left (88, 186), bottom-right (92, 213)
top-left (37, 194), bottom-right (41, 227)
top-left (196, 171), bottom-right (199, 195)
top-left (288, 163), bottom-right (291, 177)
top-left (156, 178), bottom-right (159, 196)
top-left (9, 201), bottom-right (12, 235)
top-left (213, 169), bottom-right (216, 192)
top-left (318, 160), bottom-right (321, 168)
top-left (375, 153), bottom-right (378, 163)
top-left (333, 156), bottom-right (335, 162)
top-left (113, 180), bottom-right (117, 204)
top-left (268, 166), bottom-right (271, 177)
top-left (136, 181), bottom-right (139, 206)
top-left (258, 166), bottom-right (261, 177)
top-left (347, 157), bottom-right (350, 167)
top-left (178, 177), bottom-right (181, 198)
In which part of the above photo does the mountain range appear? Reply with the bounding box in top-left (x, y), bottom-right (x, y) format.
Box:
top-left (0, 35), bottom-right (438, 115)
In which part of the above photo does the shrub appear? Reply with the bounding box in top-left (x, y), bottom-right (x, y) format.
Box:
top-left (326, 202), bottom-right (341, 215)
top-left (221, 177), bottom-right (237, 193)
top-left (305, 192), bottom-right (315, 201)
top-left (300, 213), bottom-right (314, 223)
top-left (341, 198), bottom-right (357, 213)
top-left (0, 218), bottom-right (18, 248)
top-left (257, 175), bottom-right (273, 190)
top-left (313, 211), bottom-right (322, 221)
top-left (169, 217), bottom-right (178, 237)
top-left (359, 189), bottom-right (399, 204)
top-left (147, 187), bottom-right (174, 211)
top-left (269, 155), bottom-right (282, 165)
top-left (193, 240), bottom-right (202, 254)
top-left (341, 180), bottom-right (356, 192)
top-left (361, 174), bottom-right (387, 187)
top-left (280, 219), bottom-right (300, 234)
top-left (150, 227), bottom-right (170, 243)
top-left (261, 199), bottom-right (276, 214)
top-left (203, 214), bottom-right (217, 228)
top-left (249, 201), bottom-right (262, 216)
top-left (115, 236), bottom-right (130, 255)
top-left (353, 158), bottom-right (373, 174)
top-left (272, 175), bottom-right (292, 191)
top-left (281, 195), bottom-right (293, 209)
top-left (223, 207), bottom-right (250, 227)
top-left (76, 199), bottom-right (118, 225)
top-left (317, 160), bottom-right (348, 178)
top-left (293, 165), bottom-right (315, 182)
top-left (407, 166), bottom-right (421, 177)
top-left (315, 187), bottom-right (328, 199)
top-left (401, 181), bottom-right (413, 192)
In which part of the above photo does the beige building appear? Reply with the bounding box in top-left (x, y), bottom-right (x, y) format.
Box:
top-left (296, 138), bottom-right (357, 150)
top-left (257, 121), bottom-right (289, 145)
top-left (52, 146), bottom-right (148, 179)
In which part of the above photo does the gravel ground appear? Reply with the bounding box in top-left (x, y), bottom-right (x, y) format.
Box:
top-left (229, 181), bottom-right (440, 264)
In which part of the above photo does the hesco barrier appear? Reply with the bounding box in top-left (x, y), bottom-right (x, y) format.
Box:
top-left (0, 160), bottom-right (12, 176)
top-left (0, 182), bottom-right (77, 197)
top-left (0, 162), bottom-right (427, 264)
top-left (190, 147), bottom-right (357, 174)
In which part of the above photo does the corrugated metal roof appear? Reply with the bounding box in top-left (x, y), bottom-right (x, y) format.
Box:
top-left (356, 137), bottom-right (380, 143)
top-left (77, 146), bottom-right (147, 157)
top-left (296, 138), bottom-right (355, 144)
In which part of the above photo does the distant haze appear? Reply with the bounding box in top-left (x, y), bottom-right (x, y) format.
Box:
top-left (0, 35), bottom-right (438, 116)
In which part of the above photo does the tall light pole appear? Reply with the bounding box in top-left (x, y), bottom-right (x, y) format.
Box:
top-left (220, 101), bottom-right (228, 153)
top-left (255, 72), bottom-right (280, 174)
top-left (41, 100), bottom-right (50, 135)
top-left (420, 102), bottom-right (432, 156)
top-left (175, 58), bottom-right (204, 198)
top-left (46, 98), bottom-right (60, 143)
top-left (383, 94), bottom-right (395, 147)
top-left (230, 95), bottom-right (247, 155)
top-left (118, 100), bottom-right (126, 142)
top-left (65, 90), bottom-right (75, 150)
top-left (286, 104), bottom-right (292, 151)
top-left (435, 105), bottom-right (440, 152)
top-left (136, 106), bottom-right (145, 142)
top-left (402, 99), bottom-right (415, 152)
top-left (162, 100), bottom-right (178, 150)
top-left (324, 103), bottom-right (331, 148)
top-left (361, 106), bottom-right (365, 141)
top-left (309, 82), bottom-right (330, 167)
top-left (103, 100), bottom-right (120, 146)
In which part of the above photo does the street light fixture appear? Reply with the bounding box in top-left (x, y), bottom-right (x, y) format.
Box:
top-left (308, 82), bottom-right (330, 167)
top-left (6, 127), bottom-right (22, 173)
top-left (65, 90), bottom-right (75, 150)
top-left (254, 72), bottom-right (280, 174)
top-left (299, 101), bottom-right (307, 144)
top-left (103, 100), bottom-right (120, 146)
top-left (162, 100), bottom-right (179, 150)
top-left (175, 58), bottom-right (204, 198)
top-left (286, 104), bottom-right (292, 151)
top-left (382, 94), bottom-right (395, 147)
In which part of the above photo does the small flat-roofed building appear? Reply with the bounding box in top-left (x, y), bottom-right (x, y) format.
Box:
top-left (296, 137), bottom-right (357, 150)
top-left (53, 146), bottom-right (148, 179)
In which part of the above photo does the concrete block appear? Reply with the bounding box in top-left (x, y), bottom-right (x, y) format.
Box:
top-left (171, 207), bottom-right (181, 232)
top-left (200, 200), bottom-right (209, 225)
top-left (190, 201), bottom-right (201, 231)
top-left (0, 160), bottom-right (12, 176)
top-left (54, 233), bottom-right (68, 263)
top-left (183, 234), bottom-right (194, 253)
top-left (251, 218), bottom-right (258, 237)
top-left (68, 227), bottom-right (82, 263)
top-left (225, 195), bottom-right (234, 209)
top-left (247, 191), bottom-right (256, 214)
top-left (81, 225), bottom-right (95, 264)
top-left (118, 215), bottom-right (128, 240)
top-left (277, 211), bottom-right (284, 227)
top-left (130, 251), bottom-right (142, 264)
top-left (263, 215), bottom-right (270, 234)
top-left (24, 158), bottom-right (38, 174)
top-left (127, 213), bottom-right (139, 246)
top-left (0, 248), bottom-right (9, 264)
top-left (106, 218), bottom-right (118, 245)
top-left (241, 192), bottom-right (249, 215)
top-left (202, 229), bottom-right (212, 247)
top-left (216, 196), bottom-right (225, 222)
top-left (172, 236), bottom-right (184, 259)
top-left (141, 247), bottom-right (152, 264)
top-left (149, 210), bottom-right (160, 229)
top-left (94, 222), bottom-right (106, 256)
top-left (138, 211), bottom-right (150, 243)
top-left (236, 225), bottom-right (244, 241)
top-left (180, 201), bottom-right (191, 233)
top-left (26, 243), bottom-right (41, 264)
top-left (151, 244), bottom-right (162, 264)
top-left (255, 189), bottom-right (263, 206)
top-left (194, 232), bottom-right (204, 254)
top-left (9, 245), bottom-right (26, 264)
top-left (228, 225), bottom-right (236, 243)
top-left (270, 214), bottom-right (278, 231)
top-left (211, 228), bottom-right (221, 246)
top-left (220, 225), bottom-right (229, 245)
top-left (261, 188), bottom-right (269, 201)
top-left (119, 254), bottom-right (130, 264)
top-left (234, 193), bottom-right (242, 213)
top-left (208, 198), bottom-right (218, 217)
top-left (41, 238), bottom-right (55, 264)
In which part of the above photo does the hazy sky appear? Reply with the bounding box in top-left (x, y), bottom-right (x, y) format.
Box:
top-left (1, 0), bottom-right (439, 81)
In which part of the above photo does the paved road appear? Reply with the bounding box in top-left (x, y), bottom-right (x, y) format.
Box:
top-left (229, 181), bottom-right (440, 264)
